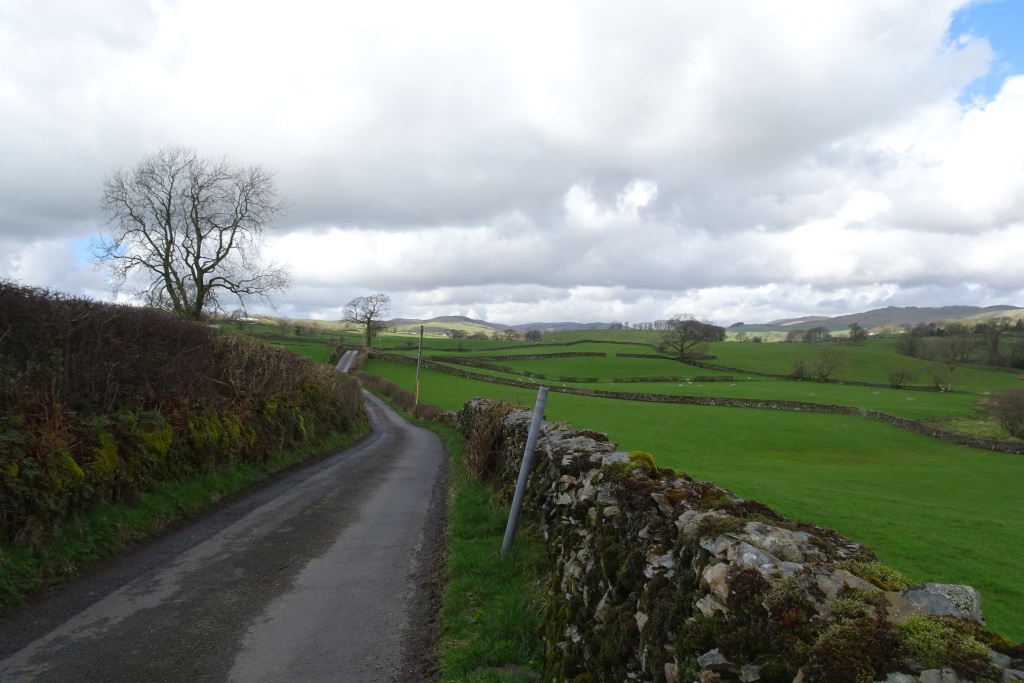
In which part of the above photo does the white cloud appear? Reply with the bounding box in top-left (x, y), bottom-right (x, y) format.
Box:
top-left (1, 0), bottom-right (1022, 324)
top-left (564, 180), bottom-right (658, 231)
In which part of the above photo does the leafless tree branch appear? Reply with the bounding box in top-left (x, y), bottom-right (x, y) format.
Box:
top-left (96, 145), bottom-right (290, 320)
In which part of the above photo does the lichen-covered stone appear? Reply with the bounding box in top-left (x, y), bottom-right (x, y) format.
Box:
top-left (884, 674), bottom-right (920, 683)
top-left (919, 668), bottom-right (968, 683)
top-left (900, 584), bottom-right (985, 624)
top-left (698, 648), bottom-right (740, 673)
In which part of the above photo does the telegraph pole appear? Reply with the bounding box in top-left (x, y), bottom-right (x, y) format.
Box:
top-left (414, 325), bottom-right (424, 407)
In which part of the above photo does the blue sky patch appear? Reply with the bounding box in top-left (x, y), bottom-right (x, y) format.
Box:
top-left (949, 0), bottom-right (1024, 102)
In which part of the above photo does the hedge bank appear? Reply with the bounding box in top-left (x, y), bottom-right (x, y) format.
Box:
top-left (0, 281), bottom-right (366, 546)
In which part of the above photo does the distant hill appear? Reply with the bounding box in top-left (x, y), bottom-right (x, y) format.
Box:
top-left (758, 305), bottom-right (1021, 332)
top-left (515, 321), bottom-right (613, 332)
top-left (384, 305), bottom-right (1022, 337)
top-left (388, 316), bottom-right (502, 335)
top-left (388, 316), bottom-right (612, 335)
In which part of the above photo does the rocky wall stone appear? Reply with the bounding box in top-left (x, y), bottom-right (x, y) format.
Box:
top-left (443, 398), bottom-right (1024, 683)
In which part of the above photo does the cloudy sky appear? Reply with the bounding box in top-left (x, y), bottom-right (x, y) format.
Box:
top-left (2, 0), bottom-right (1023, 326)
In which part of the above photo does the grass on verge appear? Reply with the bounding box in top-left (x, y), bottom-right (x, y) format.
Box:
top-left (435, 423), bottom-right (546, 682)
top-left (0, 429), bottom-right (364, 610)
top-left (364, 389), bottom-right (547, 682)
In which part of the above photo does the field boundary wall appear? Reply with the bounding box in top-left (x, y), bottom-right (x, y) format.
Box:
top-left (442, 399), bottom-right (1023, 682)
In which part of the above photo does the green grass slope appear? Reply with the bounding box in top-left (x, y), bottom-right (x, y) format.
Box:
top-left (365, 357), bottom-right (1024, 641)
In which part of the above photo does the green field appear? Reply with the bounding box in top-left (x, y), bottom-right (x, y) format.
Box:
top-left (385, 333), bottom-right (1024, 430)
top-left (253, 326), bottom-right (1024, 639)
top-left (363, 337), bottom-right (1024, 641)
top-left (262, 339), bottom-right (335, 363)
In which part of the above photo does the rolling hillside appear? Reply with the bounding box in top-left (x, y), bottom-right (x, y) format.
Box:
top-left (383, 305), bottom-right (1022, 337)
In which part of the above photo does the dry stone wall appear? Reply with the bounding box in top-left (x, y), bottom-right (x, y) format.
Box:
top-left (443, 399), bottom-right (1024, 683)
top-left (377, 352), bottom-right (1024, 454)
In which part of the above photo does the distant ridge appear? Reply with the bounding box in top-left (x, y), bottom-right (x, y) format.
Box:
top-left (388, 317), bottom-right (612, 334)
top-left (763, 305), bottom-right (1021, 330)
top-left (386, 305), bottom-right (1022, 335)
top-left (515, 321), bottom-right (613, 332)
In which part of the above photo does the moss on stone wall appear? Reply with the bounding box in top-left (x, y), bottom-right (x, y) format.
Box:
top-left (443, 398), bottom-right (1024, 683)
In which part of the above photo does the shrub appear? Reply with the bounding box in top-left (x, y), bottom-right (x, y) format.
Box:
top-left (887, 368), bottom-right (917, 389)
top-left (838, 560), bottom-right (912, 591)
top-left (805, 618), bottom-right (900, 683)
top-left (989, 388), bottom-right (1024, 439)
top-left (463, 402), bottom-right (515, 486)
top-left (626, 450), bottom-right (657, 474)
top-left (791, 360), bottom-right (807, 380)
top-left (898, 616), bottom-right (1003, 681)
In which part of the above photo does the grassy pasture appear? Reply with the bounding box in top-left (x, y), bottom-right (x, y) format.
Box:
top-left (263, 339), bottom-right (335, 363)
top-left (393, 345), bottom-right (996, 427)
top-left (364, 354), bottom-right (1024, 641)
top-left (454, 355), bottom-right (698, 381)
top-left (378, 335), bottom-right (515, 352)
top-left (386, 340), bottom-right (664, 357)
top-left (707, 338), bottom-right (1024, 393)
top-left (304, 327), bottom-right (1024, 400)
top-left (540, 329), bottom-right (664, 344)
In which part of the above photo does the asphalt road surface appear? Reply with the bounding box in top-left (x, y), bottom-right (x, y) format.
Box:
top-left (0, 391), bottom-right (447, 682)
top-left (335, 350), bottom-right (358, 373)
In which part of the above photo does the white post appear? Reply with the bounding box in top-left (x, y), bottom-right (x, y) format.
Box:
top-left (414, 325), bottom-right (424, 407)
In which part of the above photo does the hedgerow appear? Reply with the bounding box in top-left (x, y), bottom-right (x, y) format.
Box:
top-left (0, 281), bottom-right (366, 546)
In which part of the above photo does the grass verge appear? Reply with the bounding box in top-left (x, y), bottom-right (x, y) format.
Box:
top-left (0, 428), bottom-right (365, 611)
top-left (364, 386), bottom-right (547, 682)
top-left (435, 422), bottom-right (546, 682)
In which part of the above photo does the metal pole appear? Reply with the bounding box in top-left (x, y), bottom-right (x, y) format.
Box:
top-left (501, 386), bottom-right (549, 553)
top-left (414, 325), bottom-right (424, 407)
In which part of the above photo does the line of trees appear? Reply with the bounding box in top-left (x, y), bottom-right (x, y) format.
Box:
top-left (448, 328), bottom-right (543, 342)
top-left (893, 317), bottom-right (1024, 391)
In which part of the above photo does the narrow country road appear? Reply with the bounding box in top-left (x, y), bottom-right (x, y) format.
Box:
top-left (0, 392), bottom-right (446, 682)
top-left (335, 349), bottom-right (358, 373)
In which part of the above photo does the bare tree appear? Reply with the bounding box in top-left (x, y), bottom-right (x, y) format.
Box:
top-left (979, 316), bottom-right (1012, 362)
top-left (927, 323), bottom-right (976, 392)
top-left (810, 347), bottom-right (844, 382)
top-left (97, 145), bottom-right (290, 320)
top-left (887, 368), bottom-right (917, 389)
top-left (989, 388), bottom-right (1024, 439)
top-left (659, 315), bottom-right (724, 361)
top-left (344, 293), bottom-right (391, 346)
top-left (273, 316), bottom-right (292, 336)
top-left (524, 330), bottom-right (542, 342)
top-left (895, 323), bottom-right (930, 357)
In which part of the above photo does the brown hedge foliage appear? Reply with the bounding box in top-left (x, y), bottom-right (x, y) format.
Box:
top-left (353, 370), bottom-right (444, 422)
top-left (0, 281), bottom-right (366, 545)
